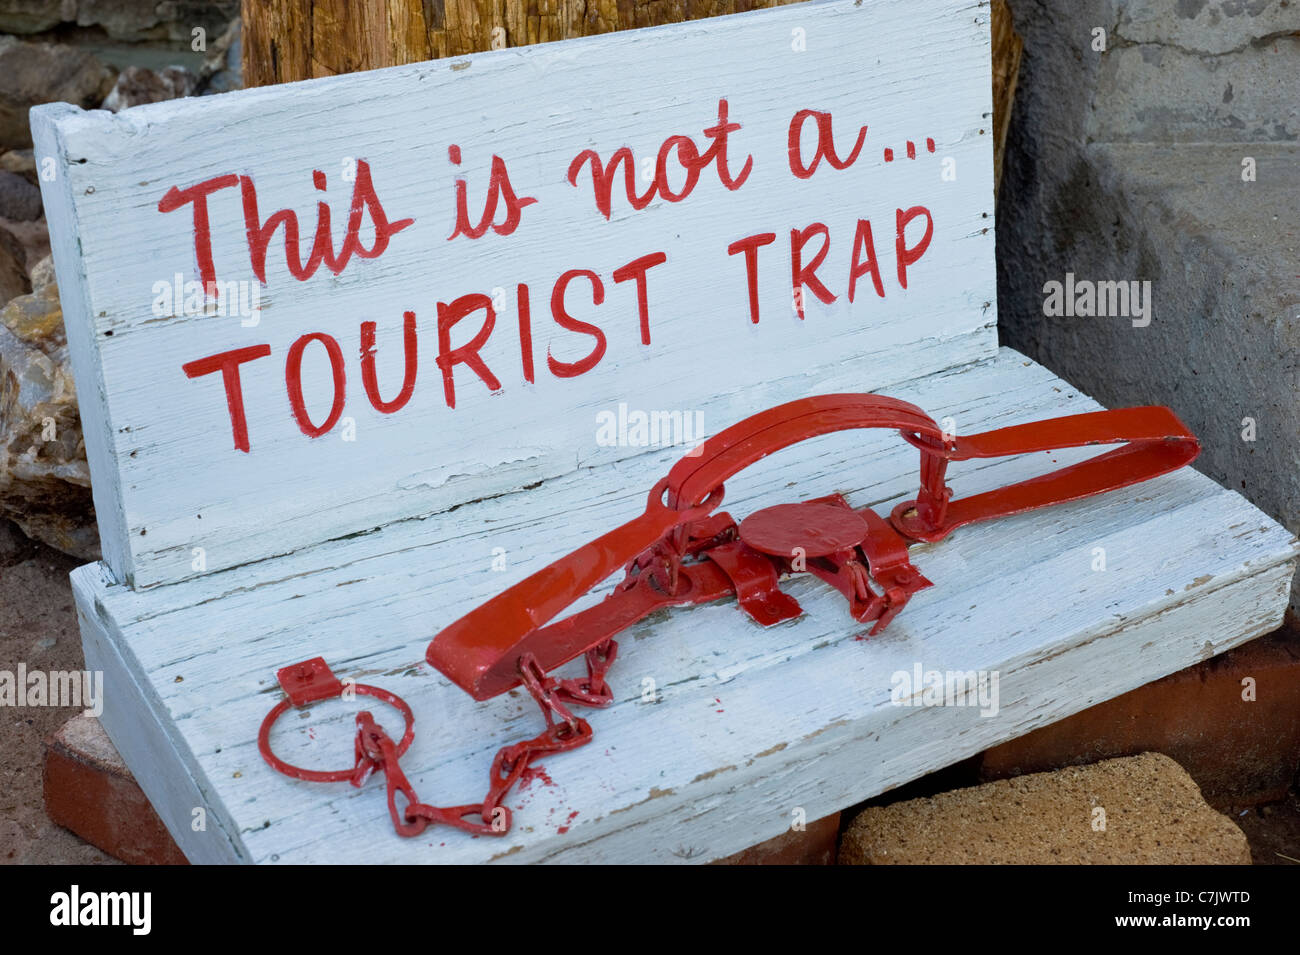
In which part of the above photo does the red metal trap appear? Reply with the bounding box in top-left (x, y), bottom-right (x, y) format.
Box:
top-left (261, 393), bottom-right (1198, 839)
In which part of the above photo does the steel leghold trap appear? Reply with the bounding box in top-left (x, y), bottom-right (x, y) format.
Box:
top-left (261, 393), bottom-right (1199, 840)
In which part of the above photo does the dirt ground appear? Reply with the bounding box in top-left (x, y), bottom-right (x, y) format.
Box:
top-left (0, 514), bottom-right (1295, 865)
top-left (0, 518), bottom-right (112, 863)
top-left (1233, 791), bottom-right (1300, 866)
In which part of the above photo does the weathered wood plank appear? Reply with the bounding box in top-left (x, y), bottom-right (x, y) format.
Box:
top-left (35, 0), bottom-right (996, 589)
top-left (73, 349), bottom-right (1300, 863)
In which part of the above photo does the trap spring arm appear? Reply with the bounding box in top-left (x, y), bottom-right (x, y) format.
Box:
top-left (891, 406), bottom-right (1201, 541)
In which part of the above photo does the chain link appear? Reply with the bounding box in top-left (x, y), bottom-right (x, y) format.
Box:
top-left (352, 641), bottom-right (620, 839)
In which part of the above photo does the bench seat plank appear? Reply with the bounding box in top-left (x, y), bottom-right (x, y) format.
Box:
top-left (72, 347), bottom-right (1299, 863)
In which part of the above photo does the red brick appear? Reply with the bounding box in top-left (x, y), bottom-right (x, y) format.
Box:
top-left (715, 812), bottom-right (840, 865)
top-left (43, 715), bottom-right (188, 865)
top-left (980, 627), bottom-right (1300, 808)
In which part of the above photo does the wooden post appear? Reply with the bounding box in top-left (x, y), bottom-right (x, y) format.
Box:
top-left (991, 0), bottom-right (1023, 198)
top-left (243, 0), bottom-right (801, 86)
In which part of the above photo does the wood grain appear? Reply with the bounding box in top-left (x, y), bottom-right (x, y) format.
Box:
top-left (991, 0), bottom-right (1022, 196)
top-left (243, 0), bottom-right (808, 83)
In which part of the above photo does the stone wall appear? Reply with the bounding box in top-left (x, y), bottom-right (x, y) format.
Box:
top-left (0, 2), bottom-right (240, 557)
top-left (0, 1), bottom-right (237, 44)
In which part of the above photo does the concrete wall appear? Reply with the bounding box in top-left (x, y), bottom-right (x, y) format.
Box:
top-left (997, 0), bottom-right (1300, 616)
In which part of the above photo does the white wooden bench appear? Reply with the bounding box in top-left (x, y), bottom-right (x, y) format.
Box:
top-left (35, 0), bottom-right (1297, 864)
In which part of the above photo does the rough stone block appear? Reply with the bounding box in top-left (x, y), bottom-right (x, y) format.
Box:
top-left (840, 752), bottom-right (1251, 864)
top-left (0, 36), bottom-right (115, 150)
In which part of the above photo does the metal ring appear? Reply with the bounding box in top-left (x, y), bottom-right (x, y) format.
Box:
top-left (647, 476), bottom-right (726, 515)
top-left (258, 683), bottom-right (415, 783)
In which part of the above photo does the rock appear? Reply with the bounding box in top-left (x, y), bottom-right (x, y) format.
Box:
top-left (28, 253), bottom-right (54, 291)
top-left (4, 254), bottom-right (61, 344)
top-left (0, 222), bottom-right (25, 269)
top-left (0, 257), bottom-right (99, 560)
top-left (840, 752), bottom-right (1252, 865)
top-left (0, 515), bottom-right (32, 565)
top-left (0, 169), bottom-right (41, 221)
top-left (0, 224), bottom-right (28, 307)
top-left (0, 0), bottom-right (62, 34)
top-left (0, 36), bottom-right (116, 150)
top-left (0, 148), bottom-right (37, 186)
top-left (0, 0), bottom-right (240, 45)
top-left (0, 215), bottom-right (48, 278)
top-left (102, 65), bottom-right (198, 112)
top-left (1120, 0), bottom-right (1300, 58)
top-left (200, 18), bottom-right (243, 95)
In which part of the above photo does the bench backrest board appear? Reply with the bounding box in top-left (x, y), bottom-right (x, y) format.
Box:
top-left (33, 0), bottom-right (995, 590)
